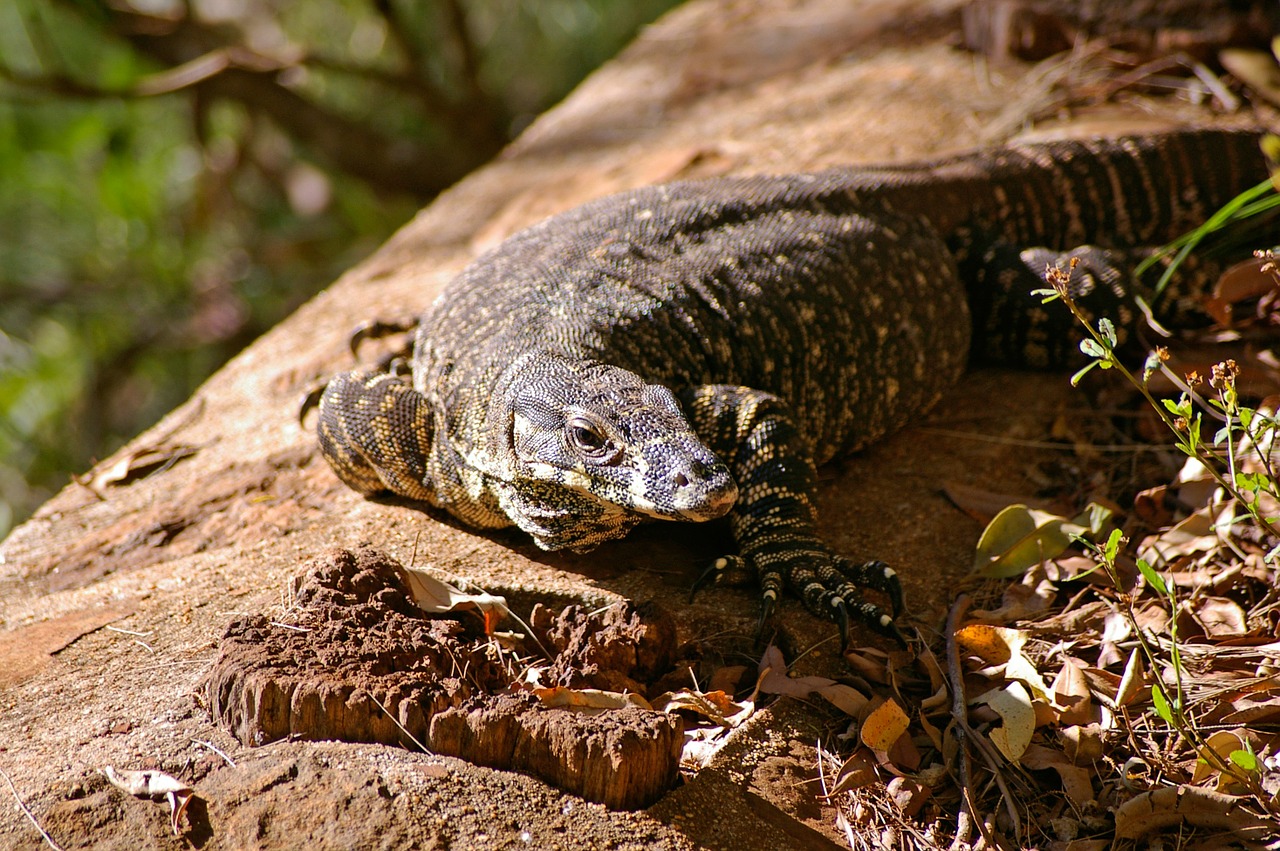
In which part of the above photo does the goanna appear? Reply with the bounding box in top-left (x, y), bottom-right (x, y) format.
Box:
top-left (317, 129), bottom-right (1267, 641)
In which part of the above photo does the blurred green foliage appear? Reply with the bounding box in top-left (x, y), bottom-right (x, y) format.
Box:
top-left (0, 0), bottom-right (680, 537)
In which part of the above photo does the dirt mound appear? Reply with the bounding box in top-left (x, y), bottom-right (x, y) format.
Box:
top-left (200, 547), bottom-right (683, 808)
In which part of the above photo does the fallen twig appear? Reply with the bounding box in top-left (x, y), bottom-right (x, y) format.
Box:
top-left (946, 594), bottom-right (976, 851)
top-left (1, 764), bottom-right (63, 851)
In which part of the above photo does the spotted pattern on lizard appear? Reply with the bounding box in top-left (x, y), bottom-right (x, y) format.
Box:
top-left (317, 130), bottom-right (1267, 641)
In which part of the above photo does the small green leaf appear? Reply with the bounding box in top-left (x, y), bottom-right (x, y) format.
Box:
top-left (1104, 528), bottom-right (1124, 563)
top-left (1230, 748), bottom-right (1260, 772)
top-left (1137, 558), bottom-right (1169, 597)
top-left (1151, 684), bottom-right (1174, 724)
top-left (1031, 288), bottom-right (1059, 301)
top-left (1070, 361), bottom-right (1099, 387)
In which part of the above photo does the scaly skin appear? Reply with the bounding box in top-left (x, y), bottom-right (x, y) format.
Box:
top-left (317, 130), bottom-right (1266, 640)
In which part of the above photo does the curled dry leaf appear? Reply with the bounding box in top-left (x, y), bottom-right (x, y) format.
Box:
top-left (398, 566), bottom-right (508, 633)
top-left (1021, 744), bottom-right (1095, 807)
top-left (533, 686), bottom-right (652, 712)
top-left (978, 682), bottom-right (1035, 762)
top-left (1051, 657), bottom-right (1096, 726)
top-left (651, 688), bottom-right (751, 728)
top-left (1221, 48), bottom-right (1280, 109)
top-left (89, 444), bottom-right (199, 490)
top-left (756, 645), bottom-right (870, 717)
top-left (954, 624), bottom-right (1050, 699)
top-left (1114, 785), bottom-right (1271, 841)
top-left (1114, 647), bottom-right (1148, 708)
top-left (102, 766), bottom-right (195, 837)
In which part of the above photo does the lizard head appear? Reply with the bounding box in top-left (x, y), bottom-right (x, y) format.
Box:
top-left (489, 354), bottom-right (738, 551)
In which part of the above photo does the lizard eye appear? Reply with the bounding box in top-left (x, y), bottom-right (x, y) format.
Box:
top-left (566, 417), bottom-right (619, 462)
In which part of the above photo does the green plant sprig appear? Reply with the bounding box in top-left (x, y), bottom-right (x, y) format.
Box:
top-left (1084, 529), bottom-right (1268, 799)
top-left (1034, 261), bottom-right (1280, 546)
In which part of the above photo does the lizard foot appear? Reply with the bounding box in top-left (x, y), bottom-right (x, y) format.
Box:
top-left (695, 551), bottom-right (905, 648)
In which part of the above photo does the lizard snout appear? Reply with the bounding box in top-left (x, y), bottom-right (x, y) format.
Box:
top-left (671, 462), bottom-right (737, 521)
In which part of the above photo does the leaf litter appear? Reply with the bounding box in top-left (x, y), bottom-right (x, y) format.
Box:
top-left (817, 397), bottom-right (1280, 847)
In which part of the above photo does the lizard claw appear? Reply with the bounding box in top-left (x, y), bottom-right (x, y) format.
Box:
top-left (690, 555), bottom-right (751, 603)
top-left (349, 318), bottom-right (417, 359)
top-left (833, 598), bottom-right (850, 651)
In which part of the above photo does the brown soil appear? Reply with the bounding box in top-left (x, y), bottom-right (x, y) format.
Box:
top-left (1, 0), bottom-right (1273, 848)
top-left (201, 546), bottom-right (683, 808)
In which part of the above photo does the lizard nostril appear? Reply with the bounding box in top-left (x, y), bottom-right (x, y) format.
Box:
top-left (673, 472), bottom-right (689, 488)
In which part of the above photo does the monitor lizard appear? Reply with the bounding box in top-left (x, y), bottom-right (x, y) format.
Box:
top-left (314, 129), bottom-right (1268, 642)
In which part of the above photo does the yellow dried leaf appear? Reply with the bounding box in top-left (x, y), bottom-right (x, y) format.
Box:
top-left (1221, 48), bottom-right (1280, 108)
top-left (955, 624), bottom-right (1050, 699)
top-left (860, 698), bottom-right (910, 752)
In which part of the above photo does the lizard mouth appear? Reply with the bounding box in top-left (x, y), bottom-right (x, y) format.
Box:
top-left (674, 476), bottom-right (738, 521)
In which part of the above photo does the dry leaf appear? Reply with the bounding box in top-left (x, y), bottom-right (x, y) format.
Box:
top-left (398, 566), bottom-right (508, 633)
top-left (860, 697), bottom-right (910, 752)
top-left (1221, 48), bottom-right (1280, 109)
top-left (942, 482), bottom-right (1054, 523)
top-left (1115, 785), bottom-right (1271, 840)
top-left (954, 624), bottom-right (1050, 699)
top-left (886, 776), bottom-right (931, 818)
top-left (1058, 724), bottom-right (1104, 765)
top-left (103, 766), bottom-right (195, 837)
top-left (1021, 744), bottom-right (1095, 806)
top-left (756, 646), bottom-right (870, 715)
top-left (819, 683), bottom-right (870, 717)
top-left (822, 753), bottom-right (879, 798)
top-left (1051, 658), bottom-right (1096, 725)
top-left (1189, 729), bottom-right (1251, 791)
top-left (979, 682), bottom-right (1035, 762)
top-left (1115, 648), bottom-right (1148, 708)
top-left (973, 504), bottom-right (1087, 578)
top-left (970, 565), bottom-right (1058, 621)
top-left (1191, 596), bottom-right (1248, 638)
top-left (651, 688), bottom-right (750, 728)
top-left (90, 444), bottom-right (198, 490)
top-left (533, 686), bottom-right (651, 711)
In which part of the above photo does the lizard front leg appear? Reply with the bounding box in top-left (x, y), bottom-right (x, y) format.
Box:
top-left (682, 384), bottom-right (904, 643)
top-left (316, 369), bottom-right (436, 502)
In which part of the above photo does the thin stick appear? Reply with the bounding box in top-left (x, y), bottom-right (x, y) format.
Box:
top-left (945, 594), bottom-right (976, 851)
top-left (369, 693), bottom-right (433, 754)
top-left (192, 739), bottom-right (237, 768)
top-left (0, 765), bottom-right (63, 851)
